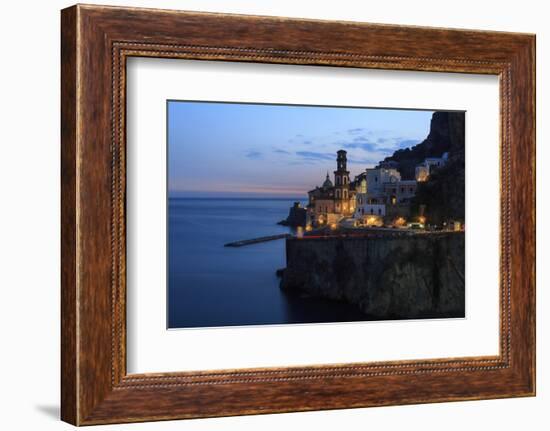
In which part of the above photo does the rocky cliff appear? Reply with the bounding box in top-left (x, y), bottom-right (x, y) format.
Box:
top-left (280, 233), bottom-right (465, 319)
top-left (378, 111), bottom-right (465, 224)
top-left (410, 112), bottom-right (466, 224)
top-left (379, 111), bottom-right (465, 180)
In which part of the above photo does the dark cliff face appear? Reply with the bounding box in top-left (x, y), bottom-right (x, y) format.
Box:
top-left (422, 111), bottom-right (465, 158)
top-left (411, 112), bottom-right (466, 224)
top-left (380, 111), bottom-right (465, 180)
top-left (411, 156), bottom-right (465, 224)
top-left (280, 233), bottom-right (465, 320)
top-left (378, 111), bottom-right (465, 224)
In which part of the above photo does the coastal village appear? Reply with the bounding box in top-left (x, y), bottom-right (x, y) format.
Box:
top-left (282, 111), bottom-right (467, 236)
top-left (302, 148), bottom-right (458, 231)
top-left (281, 147), bottom-right (462, 235)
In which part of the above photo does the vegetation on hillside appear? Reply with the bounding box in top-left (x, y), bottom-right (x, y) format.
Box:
top-left (380, 111), bottom-right (465, 225)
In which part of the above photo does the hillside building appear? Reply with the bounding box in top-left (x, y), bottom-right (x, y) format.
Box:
top-left (354, 167), bottom-right (417, 223)
top-left (415, 152), bottom-right (449, 182)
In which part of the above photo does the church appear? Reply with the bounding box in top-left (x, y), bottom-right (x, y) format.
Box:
top-left (307, 150), bottom-right (357, 226)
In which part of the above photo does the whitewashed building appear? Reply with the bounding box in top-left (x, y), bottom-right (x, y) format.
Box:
top-left (354, 167), bottom-right (419, 223)
top-left (415, 152), bottom-right (449, 182)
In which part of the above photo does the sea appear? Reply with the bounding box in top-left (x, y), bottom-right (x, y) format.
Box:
top-left (168, 198), bottom-right (367, 329)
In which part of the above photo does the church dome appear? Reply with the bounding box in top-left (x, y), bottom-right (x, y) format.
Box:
top-left (322, 172), bottom-right (333, 188)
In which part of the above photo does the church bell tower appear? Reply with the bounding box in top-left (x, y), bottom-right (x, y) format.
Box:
top-left (334, 150), bottom-right (350, 214)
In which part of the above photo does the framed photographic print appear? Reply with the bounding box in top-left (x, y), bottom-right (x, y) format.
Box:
top-left (61, 4), bottom-right (535, 425)
top-left (164, 102), bottom-right (465, 330)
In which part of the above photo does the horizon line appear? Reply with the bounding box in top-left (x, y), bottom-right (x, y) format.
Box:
top-left (168, 196), bottom-right (307, 200)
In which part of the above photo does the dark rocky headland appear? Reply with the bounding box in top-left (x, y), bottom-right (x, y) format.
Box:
top-left (278, 201), bottom-right (307, 227)
top-left (280, 232), bottom-right (465, 319)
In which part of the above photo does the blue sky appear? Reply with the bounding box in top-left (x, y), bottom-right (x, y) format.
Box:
top-left (168, 101), bottom-right (434, 198)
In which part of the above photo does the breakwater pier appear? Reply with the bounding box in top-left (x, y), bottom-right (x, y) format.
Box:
top-left (224, 233), bottom-right (291, 247)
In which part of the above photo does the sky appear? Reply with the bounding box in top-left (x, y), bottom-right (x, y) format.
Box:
top-left (168, 101), bottom-right (434, 198)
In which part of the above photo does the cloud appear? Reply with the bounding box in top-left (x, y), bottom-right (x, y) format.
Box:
top-left (288, 137), bottom-right (313, 145)
top-left (341, 142), bottom-right (378, 152)
top-left (288, 160), bottom-right (318, 166)
top-left (347, 128), bottom-right (365, 134)
top-left (245, 150), bottom-right (262, 159)
top-left (273, 148), bottom-right (291, 155)
top-left (295, 151), bottom-right (334, 162)
top-left (339, 135), bottom-right (421, 154)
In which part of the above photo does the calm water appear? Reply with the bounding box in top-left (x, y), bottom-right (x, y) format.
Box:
top-left (168, 198), bottom-right (368, 329)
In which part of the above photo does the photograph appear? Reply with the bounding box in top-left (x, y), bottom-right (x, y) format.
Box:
top-left (167, 101), bottom-right (466, 329)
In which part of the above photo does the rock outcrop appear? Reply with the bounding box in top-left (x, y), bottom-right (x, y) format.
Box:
top-left (279, 202), bottom-right (307, 227)
top-left (280, 232), bottom-right (465, 319)
top-left (377, 111), bottom-right (465, 224)
top-left (379, 111), bottom-right (465, 180)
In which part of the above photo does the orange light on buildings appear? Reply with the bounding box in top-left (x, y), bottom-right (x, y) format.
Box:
top-left (330, 223), bottom-right (338, 230)
top-left (305, 224), bottom-right (313, 232)
top-left (366, 216), bottom-right (379, 227)
top-left (418, 216), bottom-right (426, 224)
top-left (394, 217), bottom-right (406, 227)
